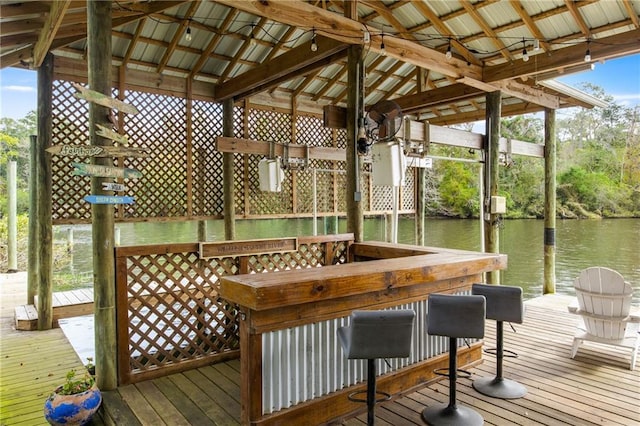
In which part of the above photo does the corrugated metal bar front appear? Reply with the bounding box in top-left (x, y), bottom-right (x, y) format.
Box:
top-left (261, 299), bottom-right (473, 414)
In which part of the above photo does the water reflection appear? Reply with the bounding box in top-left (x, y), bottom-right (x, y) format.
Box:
top-left (54, 218), bottom-right (639, 304)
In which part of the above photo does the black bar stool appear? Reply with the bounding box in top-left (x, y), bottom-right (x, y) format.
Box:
top-left (421, 293), bottom-right (485, 426)
top-left (471, 283), bottom-right (527, 399)
top-left (337, 309), bottom-right (415, 426)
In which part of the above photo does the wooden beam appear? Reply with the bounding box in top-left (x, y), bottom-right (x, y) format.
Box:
top-left (32, 1), bottom-right (71, 67)
top-left (215, 137), bottom-right (345, 161)
top-left (214, 36), bottom-right (349, 101)
top-left (484, 27), bottom-right (640, 82)
top-left (394, 83), bottom-right (484, 113)
top-left (458, 77), bottom-right (560, 109)
top-left (214, 0), bottom-right (482, 81)
top-left (0, 46), bottom-right (33, 69)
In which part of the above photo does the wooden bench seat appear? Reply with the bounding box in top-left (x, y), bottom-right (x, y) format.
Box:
top-left (14, 288), bottom-right (94, 330)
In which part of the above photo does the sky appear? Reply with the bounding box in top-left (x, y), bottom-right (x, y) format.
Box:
top-left (1, 54), bottom-right (639, 121)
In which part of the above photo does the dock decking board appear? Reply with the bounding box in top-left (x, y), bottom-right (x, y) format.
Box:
top-left (2, 284), bottom-right (639, 425)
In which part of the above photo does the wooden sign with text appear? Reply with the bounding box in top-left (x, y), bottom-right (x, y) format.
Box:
top-left (72, 162), bottom-right (142, 179)
top-left (73, 83), bottom-right (139, 115)
top-left (101, 182), bottom-right (126, 192)
top-left (84, 195), bottom-right (134, 204)
top-left (95, 124), bottom-right (133, 146)
top-left (47, 144), bottom-right (148, 158)
top-left (199, 237), bottom-right (298, 259)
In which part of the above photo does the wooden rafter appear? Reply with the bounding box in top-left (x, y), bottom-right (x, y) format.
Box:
top-left (219, 17), bottom-right (268, 82)
top-left (411, 1), bottom-right (482, 66)
top-left (509, 0), bottom-right (552, 53)
top-left (214, 36), bottom-right (348, 101)
top-left (564, 0), bottom-right (591, 37)
top-left (621, 0), bottom-right (640, 28)
top-left (122, 18), bottom-right (146, 67)
top-left (157, 1), bottom-right (200, 74)
top-left (459, 1), bottom-right (513, 62)
top-left (190, 9), bottom-right (239, 78)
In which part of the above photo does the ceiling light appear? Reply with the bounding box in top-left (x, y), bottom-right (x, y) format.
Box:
top-left (584, 39), bottom-right (591, 62)
top-left (185, 24), bottom-right (192, 42)
top-left (522, 47), bottom-right (529, 62)
top-left (445, 38), bottom-right (452, 60)
top-left (380, 33), bottom-right (386, 56)
top-left (311, 29), bottom-right (318, 52)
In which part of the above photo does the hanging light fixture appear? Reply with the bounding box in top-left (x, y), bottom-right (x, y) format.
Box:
top-left (380, 33), bottom-right (386, 56)
top-left (521, 38), bottom-right (529, 62)
top-left (310, 29), bottom-right (318, 52)
top-left (584, 39), bottom-right (591, 62)
top-left (445, 38), bottom-right (452, 60)
top-left (185, 20), bottom-right (192, 42)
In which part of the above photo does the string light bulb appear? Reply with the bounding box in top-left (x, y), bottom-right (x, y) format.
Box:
top-left (380, 33), bottom-right (386, 56)
top-left (310, 29), bottom-right (318, 52)
top-left (521, 38), bottom-right (529, 62)
top-left (445, 38), bottom-right (452, 60)
top-left (185, 21), bottom-right (192, 42)
top-left (584, 39), bottom-right (591, 62)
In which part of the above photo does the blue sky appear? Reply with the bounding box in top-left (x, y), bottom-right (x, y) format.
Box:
top-left (1, 54), bottom-right (639, 121)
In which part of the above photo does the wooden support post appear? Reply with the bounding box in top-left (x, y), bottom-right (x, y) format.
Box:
top-left (544, 108), bottom-right (556, 294)
top-left (27, 135), bottom-right (38, 304)
top-left (7, 160), bottom-right (17, 272)
top-left (416, 167), bottom-right (426, 246)
top-left (223, 98), bottom-right (236, 240)
top-left (186, 78), bottom-right (194, 217)
top-left (484, 91), bottom-right (501, 284)
top-left (88, 0), bottom-right (117, 390)
top-left (36, 53), bottom-right (53, 330)
top-left (198, 220), bottom-right (207, 242)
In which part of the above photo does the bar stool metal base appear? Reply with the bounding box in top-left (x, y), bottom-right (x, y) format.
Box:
top-left (472, 376), bottom-right (527, 399)
top-left (421, 404), bottom-right (484, 426)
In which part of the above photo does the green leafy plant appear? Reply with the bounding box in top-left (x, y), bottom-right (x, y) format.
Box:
top-left (53, 358), bottom-right (95, 396)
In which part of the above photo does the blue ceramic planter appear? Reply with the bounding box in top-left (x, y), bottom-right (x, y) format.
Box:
top-left (44, 383), bottom-right (102, 426)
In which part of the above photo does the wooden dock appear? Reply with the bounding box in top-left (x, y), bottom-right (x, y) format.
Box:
top-left (14, 288), bottom-right (94, 331)
top-left (1, 274), bottom-right (638, 425)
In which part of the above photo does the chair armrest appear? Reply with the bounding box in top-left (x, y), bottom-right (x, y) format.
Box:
top-left (567, 298), bottom-right (579, 314)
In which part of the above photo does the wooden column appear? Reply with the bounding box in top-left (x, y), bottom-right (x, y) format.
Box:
top-left (484, 91), bottom-right (501, 284)
top-left (223, 98), bottom-right (236, 240)
top-left (416, 168), bottom-right (426, 246)
top-left (36, 53), bottom-right (53, 329)
top-left (27, 135), bottom-right (38, 304)
top-left (87, 0), bottom-right (117, 390)
top-left (345, 1), bottom-right (364, 242)
top-left (544, 108), bottom-right (557, 294)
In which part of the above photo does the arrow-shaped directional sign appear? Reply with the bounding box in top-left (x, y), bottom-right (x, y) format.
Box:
top-left (95, 124), bottom-right (133, 146)
top-left (73, 83), bottom-right (139, 115)
top-left (84, 195), bottom-right (135, 204)
top-left (47, 144), bottom-right (149, 158)
top-left (72, 163), bottom-right (142, 179)
top-left (101, 182), bottom-right (127, 192)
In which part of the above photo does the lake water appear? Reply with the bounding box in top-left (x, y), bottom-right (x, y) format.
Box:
top-left (54, 218), bottom-right (640, 304)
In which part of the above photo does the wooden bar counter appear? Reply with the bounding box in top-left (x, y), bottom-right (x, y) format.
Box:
top-left (220, 241), bottom-right (507, 425)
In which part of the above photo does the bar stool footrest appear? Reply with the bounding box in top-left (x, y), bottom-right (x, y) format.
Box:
top-left (348, 390), bottom-right (391, 404)
top-left (483, 347), bottom-right (519, 358)
top-left (434, 367), bottom-right (472, 379)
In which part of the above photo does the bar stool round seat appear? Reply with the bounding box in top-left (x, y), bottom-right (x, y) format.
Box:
top-left (337, 309), bottom-right (415, 426)
top-left (421, 293), bottom-right (486, 426)
top-left (471, 283), bottom-right (527, 399)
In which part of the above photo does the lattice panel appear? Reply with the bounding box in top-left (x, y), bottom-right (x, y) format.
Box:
top-left (296, 114), bottom-right (335, 147)
top-left (335, 128), bottom-right (347, 150)
top-left (124, 252), bottom-right (240, 377)
top-left (248, 109), bottom-right (292, 143)
top-left (191, 100), bottom-right (223, 216)
top-left (117, 237), bottom-right (352, 383)
top-left (51, 80), bottom-right (93, 221)
top-left (123, 91), bottom-right (188, 218)
top-left (402, 168), bottom-right (415, 210)
top-left (246, 155), bottom-right (293, 215)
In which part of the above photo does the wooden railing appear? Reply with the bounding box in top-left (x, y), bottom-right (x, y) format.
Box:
top-left (220, 242), bottom-right (507, 425)
top-left (114, 234), bottom-right (353, 385)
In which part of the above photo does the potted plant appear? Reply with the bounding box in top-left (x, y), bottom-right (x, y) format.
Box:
top-left (43, 358), bottom-right (102, 426)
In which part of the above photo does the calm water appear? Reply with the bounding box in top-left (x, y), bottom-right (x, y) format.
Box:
top-left (55, 218), bottom-right (640, 304)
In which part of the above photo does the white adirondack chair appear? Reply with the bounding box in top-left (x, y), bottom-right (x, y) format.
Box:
top-left (568, 267), bottom-right (640, 370)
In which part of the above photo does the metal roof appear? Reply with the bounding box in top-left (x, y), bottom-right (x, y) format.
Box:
top-left (2, 0), bottom-right (639, 124)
